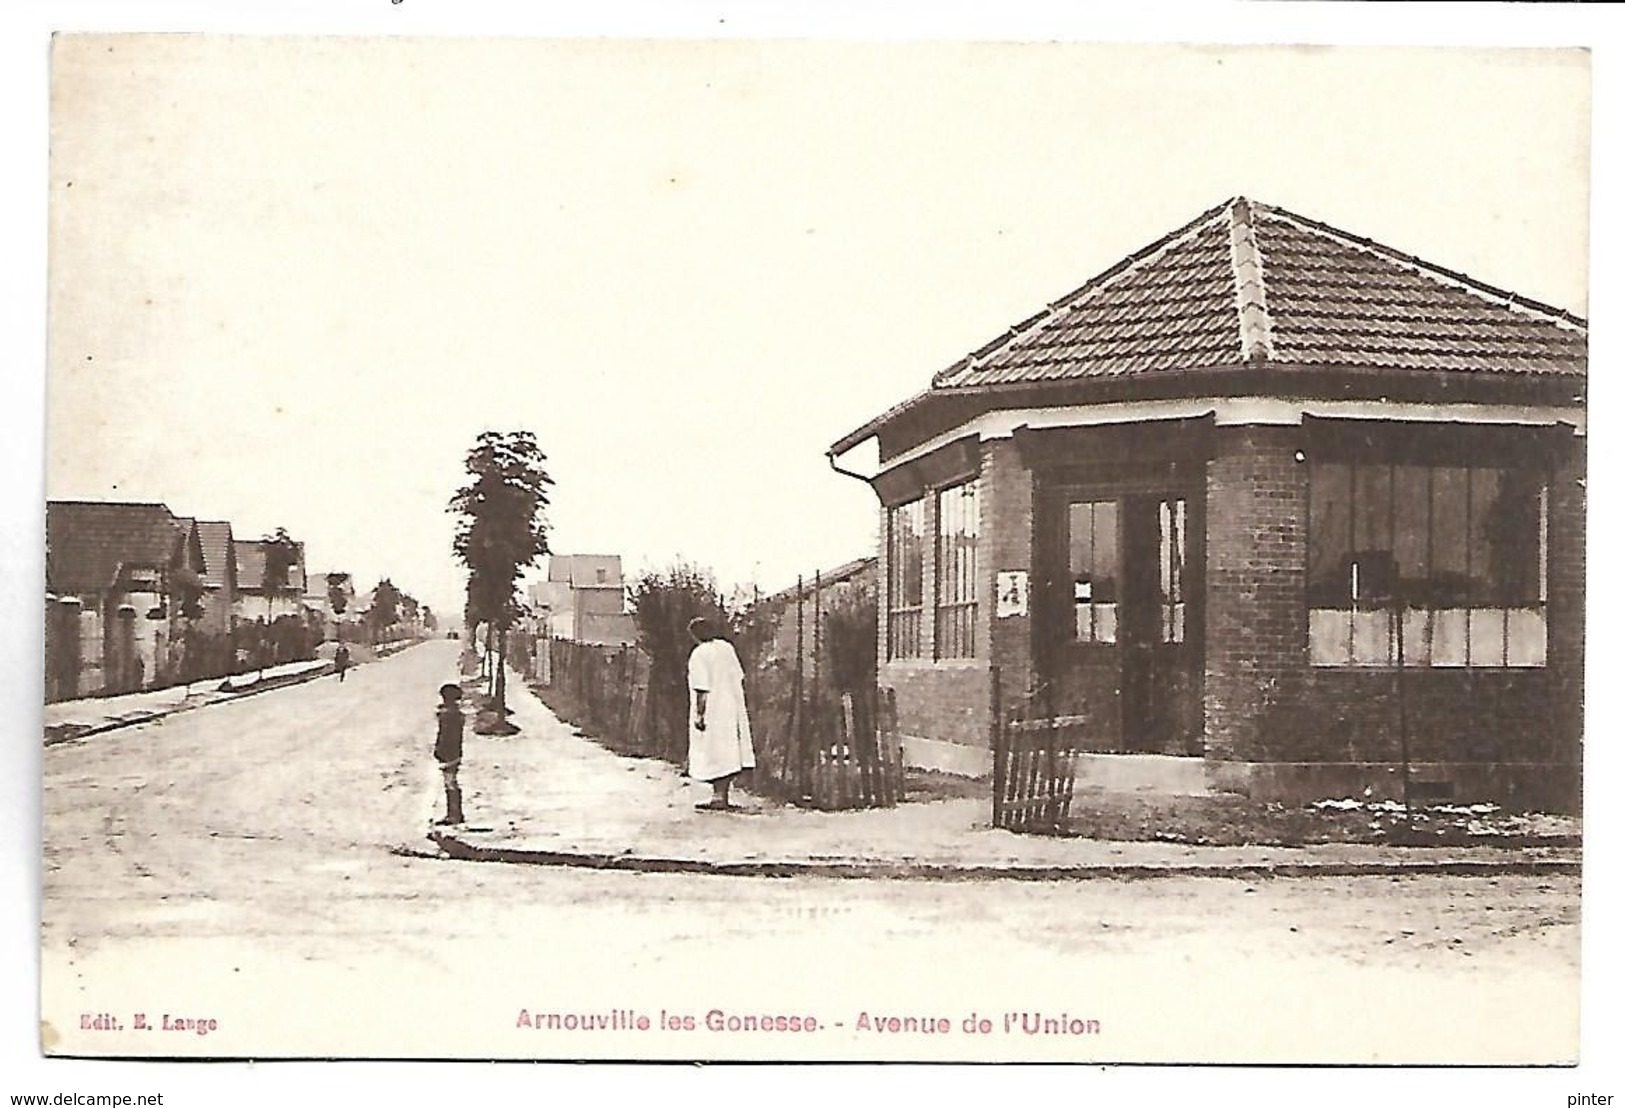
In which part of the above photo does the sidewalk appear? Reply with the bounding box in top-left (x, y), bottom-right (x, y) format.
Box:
top-left (43, 658), bottom-right (334, 744)
top-left (431, 673), bottom-right (1582, 881)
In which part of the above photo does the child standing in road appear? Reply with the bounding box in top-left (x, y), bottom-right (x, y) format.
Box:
top-left (433, 683), bottom-right (465, 826)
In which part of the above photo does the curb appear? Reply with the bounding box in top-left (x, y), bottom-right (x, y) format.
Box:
top-left (427, 832), bottom-right (1580, 882)
top-left (44, 660), bottom-right (337, 746)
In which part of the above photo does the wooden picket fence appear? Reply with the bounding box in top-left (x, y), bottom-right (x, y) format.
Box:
top-left (539, 640), bottom-right (686, 762)
top-left (537, 636), bottom-right (905, 811)
top-left (991, 697), bottom-right (1084, 834)
top-left (799, 687), bottom-right (906, 810)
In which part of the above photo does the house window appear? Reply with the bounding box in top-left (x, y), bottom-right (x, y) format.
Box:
top-left (935, 481), bottom-right (980, 658)
top-left (887, 498), bottom-right (926, 659)
top-left (1068, 500), bottom-right (1118, 644)
top-left (1309, 462), bottom-right (1547, 667)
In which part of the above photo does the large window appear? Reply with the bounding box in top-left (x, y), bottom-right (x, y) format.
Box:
top-left (1308, 462), bottom-right (1547, 667)
top-left (1068, 500), bottom-right (1119, 644)
top-left (886, 499), bottom-right (926, 659)
top-left (935, 481), bottom-right (980, 658)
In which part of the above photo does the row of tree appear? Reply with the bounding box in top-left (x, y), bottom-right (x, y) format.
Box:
top-left (449, 431), bottom-right (555, 731)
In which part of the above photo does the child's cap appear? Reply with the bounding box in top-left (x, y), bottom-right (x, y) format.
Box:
top-left (439, 683), bottom-right (462, 700)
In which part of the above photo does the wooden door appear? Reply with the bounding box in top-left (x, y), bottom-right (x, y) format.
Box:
top-left (1036, 486), bottom-right (1202, 754)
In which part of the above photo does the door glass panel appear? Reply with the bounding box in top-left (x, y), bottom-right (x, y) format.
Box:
top-left (1159, 498), bottom-right (1186, 643)
top-left (1068, 500), bottom-right (1118, 644)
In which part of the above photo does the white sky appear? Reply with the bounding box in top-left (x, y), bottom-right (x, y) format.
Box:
top-left (45, 39), bottom-right (1589, 617)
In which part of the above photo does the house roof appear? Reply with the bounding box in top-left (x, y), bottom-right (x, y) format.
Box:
top-left (234, 539), bottom-right (307, 593)
top-left (832, 197), bottom-right (1586, 453)
top-left (46, 500), bottom-right (182, 596)
top-left (194, 521), bottom-right (235, 590)
top-left (934, 197), bottom-right (1585, 388)
top-left (547, 554), bottom-right (625, 589)
top-left (757, 557), bottom-right (878, 607)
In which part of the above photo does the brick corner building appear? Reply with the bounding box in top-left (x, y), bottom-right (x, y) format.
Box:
top-left (830, 197), bottom-right (1585, 811)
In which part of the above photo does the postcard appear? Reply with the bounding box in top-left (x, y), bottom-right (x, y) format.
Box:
top-left (35, 33), bottom-right (1591, 1070)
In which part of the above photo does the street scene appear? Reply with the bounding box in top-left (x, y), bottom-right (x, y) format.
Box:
top-left (31, 31), bottom-right (1601, 1082)
top-left (42, 639), bottom-right (1580, 1063)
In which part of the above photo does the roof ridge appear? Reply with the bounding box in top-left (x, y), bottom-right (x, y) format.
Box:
top-left (1252, 201), bottom-right (1587, 333)
top-left (1226, 196), bottom-right (1275, 363)
top-left (931, 198), bottom-right (1237, 387)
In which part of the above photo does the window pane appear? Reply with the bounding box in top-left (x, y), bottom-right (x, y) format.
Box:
top-left (934, 481), bottom-right (979, 658)
top-left (1400, 608), bottom-right (1431, 668)
top-left (1095, 603), bottom-right (1117, 644)
top-left (1432, 468), bottom-right (1470, 607)
top-left (1481, 469), bottom-right (1543, 606)
top-left (1467, 469), bottom-right (1501, 607)
top-left (1394, 466), bottom-right (1429, 599)
top-left (1469, 608), bottom-right (1506, 668)
top-left (1352, 466), bottom-right (1395, 602)
top-left (1432, 608), bottom-right (1468, 667)
top-left (1353, 466), bottom-right (1392, 553)
top-left (1309, 464), bottom-right (1351, 607)
top-left (1310, 609), bottom-right (1351, 666)
top-left (1351, 609), bottom-right (1392, 666)
top-left (1506, 608), bottom-right (1547, 667)
top-left (1069, 501), bottom-right (1118, 643)
top-left (887, 499), bottom-right (925, 659)
top-left (1069, 502), bottom-right (1093, 581)
top-left (1093, 501), bottom-right (1118, 604)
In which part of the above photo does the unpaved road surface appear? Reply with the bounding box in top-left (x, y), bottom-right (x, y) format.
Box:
top-left (41, 642), bottom-right (1579, 1063)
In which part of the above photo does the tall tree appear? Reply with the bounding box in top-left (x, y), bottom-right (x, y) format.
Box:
top-left (325, 572), bottom-right (350, 642)
top-left (449, 431), bottom-right (554, 724)
top-left (262, 527), bottom-right (300, 620)
top-left (367, 578), bottom-right (402, 643)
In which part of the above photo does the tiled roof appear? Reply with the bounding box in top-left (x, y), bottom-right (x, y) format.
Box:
top-left (930, 197), bottom-right (1586, 389)
top-left (234, 539), bottom-right (307, 593)
top-left (46, 501), bottom-right (182, 596)
top-left (195, 521), bottom-right (235, 590)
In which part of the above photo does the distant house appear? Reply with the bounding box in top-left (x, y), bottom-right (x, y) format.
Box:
top-left (45, 500), bottom-right (207, 699)
top-left (529, 554), bottom-right (636, 646)
top-left (233, 538), bottom-right (308, 624)
top-left (193, 520), bottom-right (238, 637)
top-left (829, 197), bottom-right (1584, 809)
top-left (750, 557), bottom-right (878, 677)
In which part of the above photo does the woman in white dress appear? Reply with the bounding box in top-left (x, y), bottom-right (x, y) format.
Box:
top-left (686, 616), bottom-right (755, 810)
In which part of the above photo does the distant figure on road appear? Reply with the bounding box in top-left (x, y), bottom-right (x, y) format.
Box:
top-left (433, 683), bottom-right (465, 826)
top-left (334, 643), bottom-right (351, 683)
top-left (686, 617), bottom-right (755, 811)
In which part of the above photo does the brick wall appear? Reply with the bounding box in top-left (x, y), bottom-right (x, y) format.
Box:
top-left (1546, 436), bottom-right (1586, 776)
top-left (881, 660), bottom-right (995, 748)
top-left (1202, 425), bottom-right (1308, 762)
top-left (982, 438), bottom-right (1034, 711)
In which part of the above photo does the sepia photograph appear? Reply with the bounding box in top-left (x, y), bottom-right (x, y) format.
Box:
top-left (7, 4), bottom-right (1622, 1099)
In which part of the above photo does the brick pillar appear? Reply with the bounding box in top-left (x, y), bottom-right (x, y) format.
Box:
top-left (1545, 434), bottom-right (1585, 795)
top-left (982, 438), bottom-right (1034, 711)
top-left (1203, 425), bottom-right (1308, 762)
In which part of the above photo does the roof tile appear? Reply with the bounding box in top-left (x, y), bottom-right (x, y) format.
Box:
top-left (929, 197), bottom-right (1585, 390)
